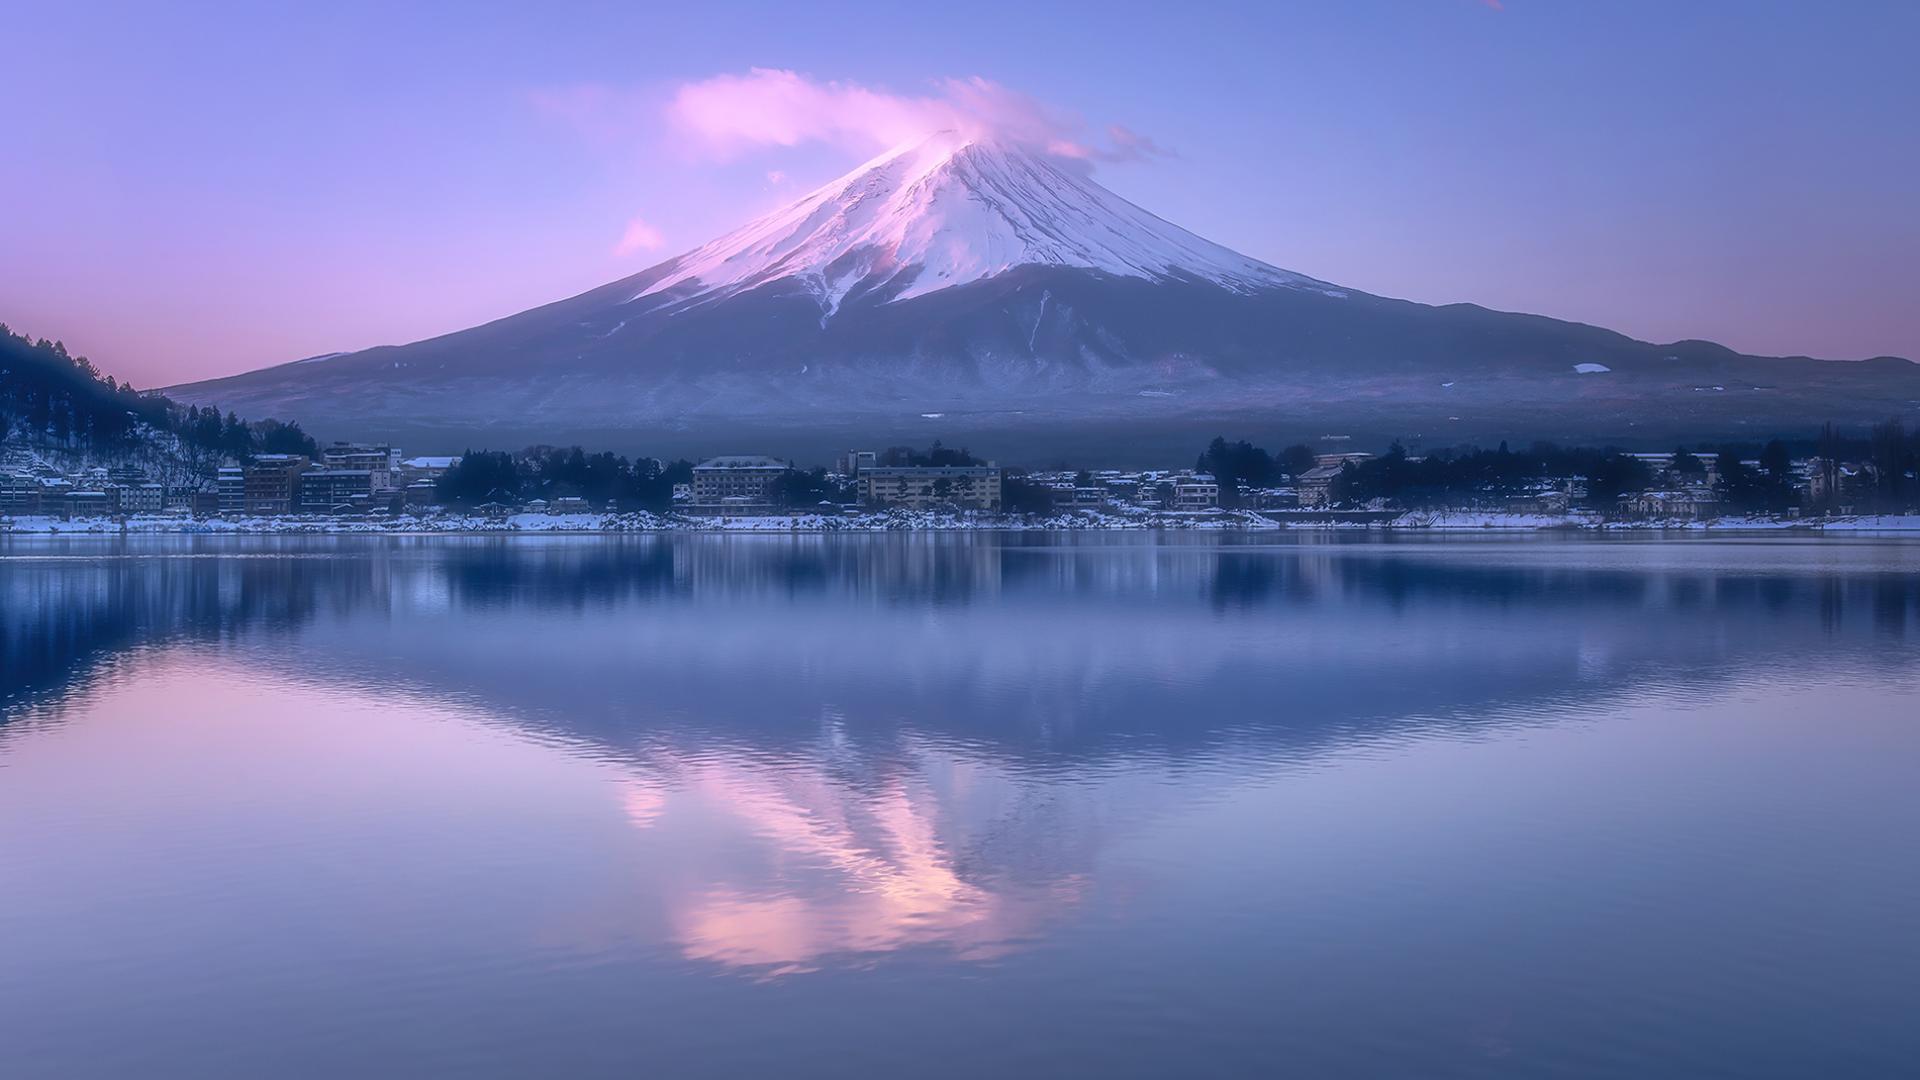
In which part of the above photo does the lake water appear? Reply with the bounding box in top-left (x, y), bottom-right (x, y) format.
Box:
top-left (3, 532), bottom-right (1918, 1078)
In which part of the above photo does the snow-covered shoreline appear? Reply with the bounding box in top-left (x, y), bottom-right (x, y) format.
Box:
top-left (4, 509), bottom-right (1919, 536)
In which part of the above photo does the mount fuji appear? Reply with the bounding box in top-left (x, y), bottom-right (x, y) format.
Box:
top-left (169, 132), bottom-right (1916, 460)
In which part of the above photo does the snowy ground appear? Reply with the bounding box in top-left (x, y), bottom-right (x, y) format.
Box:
top-left (4, 510), bottom-right (1918, 535)
top-left (1815, 515), bottom-right (1920, 531)
top-left (0, 508), bottom-right (1281, 535)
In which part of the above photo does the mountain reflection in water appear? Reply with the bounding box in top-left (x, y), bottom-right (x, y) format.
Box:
top-left (6, 533), bottom-right (1916, 757)
top-left (3, 533), bottom-right (1919, 1078)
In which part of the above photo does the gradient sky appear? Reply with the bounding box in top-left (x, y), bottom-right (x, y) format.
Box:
top-left (5, 0), bottom-right (1916, 388)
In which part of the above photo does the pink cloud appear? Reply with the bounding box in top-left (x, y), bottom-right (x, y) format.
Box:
top-left (540, 71), bottom-right (1171, 258)
top-left (1105, 124), bottom-right (1175, 162)
top-left (661, 68), bottom-right (1165, 167)
top-left (614, 215), bottom-right (665, 255)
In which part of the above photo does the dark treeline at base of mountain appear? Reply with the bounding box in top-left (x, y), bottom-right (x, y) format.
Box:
top-left (432, 442), bottom-right (994, 511)
top-left (0, 326), bottom-right (319, 461)
top-left (428, 429), bottom-right (1920, 518)
top-left (434, 448), bottom-right (692, 511)
top-left (1199, 425), bottom-right (1920, 515)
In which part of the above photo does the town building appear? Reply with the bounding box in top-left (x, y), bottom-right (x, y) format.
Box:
top-left (399, 455), bottom-right (458, 479)
top-left (1052, 486), bottom-right (1109, 510)
top-left (38, 480), bottom-right (74, 513)
top-left (858, 465), bottom-right (1002, 510)
top-left (241, 454), bottom-right (310, 514)
top-left (1170, 474), bottom-right (1221, 511)
top-left (298, 468), bottom-right (374, 513)
top-left (1630, 452), bottom-right (1719, 486)
top-left (1506, 489), bottom-right (1572, 514)
top-left (322, 443), bottom-right (398, 495)
top-left (1297, 463), bottom-right (1347, 507)
top-left (1315, 452), bottom-right (1376, 468)
top-left (0, 472), bottom-right (41, 514)
top-left (690, 455), bottom-right (788, 513)
top-left (836, 450), bottom-right (879, 476)
top-left (1619, 488), bottom-right (1720, 520)
top-left (218, 466), bottom-right (246, 513)
top-left (115, 483), bottom-right (166, 514)
top-left (66, 490), bottom-right (111, 517)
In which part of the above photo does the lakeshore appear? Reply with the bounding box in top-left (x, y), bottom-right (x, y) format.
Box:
top-left (6, 508), bottom-right (1920, 535)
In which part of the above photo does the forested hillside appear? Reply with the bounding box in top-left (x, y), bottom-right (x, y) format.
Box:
top-left (0, 324), bottom-right (318, 469)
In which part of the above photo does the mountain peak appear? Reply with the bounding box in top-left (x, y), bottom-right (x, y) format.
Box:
top-left (631, 132), bottom-right (1341, 319)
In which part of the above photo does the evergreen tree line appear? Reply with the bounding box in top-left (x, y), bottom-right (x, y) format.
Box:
top-left (1196, 437), bottom-right (1318, 489)
top-left (439, 443), bottom-right (1005, 513)
top-left (1193, 437), bottom-right (1320, 506)
top-left (1815, 420), bottom-right (1920, 512)
top-left (1191, 432), bottom-right (1915, 513)
top-left (0, 325), bottom-right (319, 462)
top-left (879, 441), bottom-right (981, 467)
top-left (1328, 440), bottom-right (1798, 512)
top-left (435, 446), bottom-right (693, 510)
top-left (999, 470), bottom-right (1059, 514)
top-left (772, 467), bottom-right (852, 507)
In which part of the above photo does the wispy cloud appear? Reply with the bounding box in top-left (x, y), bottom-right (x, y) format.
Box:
top-left (664, 69), bottom-right (1170, 166)
top-left (614, 215), bottom-right (665, 256)
top-left (540, 68), bottom-right (1169, 168)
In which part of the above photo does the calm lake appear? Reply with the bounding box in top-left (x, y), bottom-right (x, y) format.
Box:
top-left (3, 532), bottom-right (1918, 1078)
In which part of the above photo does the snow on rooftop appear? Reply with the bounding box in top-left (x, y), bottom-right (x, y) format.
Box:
top-left (694, 455), bottom-right (787, 470)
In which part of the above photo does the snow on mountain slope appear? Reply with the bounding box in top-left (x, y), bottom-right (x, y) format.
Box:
top-left (638, 131), bottom-right (1344, 319)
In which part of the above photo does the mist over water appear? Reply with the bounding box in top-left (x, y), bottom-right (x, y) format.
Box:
top-left (3, 533), bottom-right (1918, 1078)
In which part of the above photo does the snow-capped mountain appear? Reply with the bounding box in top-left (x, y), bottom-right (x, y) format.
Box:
top-left (638, 131), bottom-right (1340, 319)
top-left (167, 136), bottom-right (1915, 461)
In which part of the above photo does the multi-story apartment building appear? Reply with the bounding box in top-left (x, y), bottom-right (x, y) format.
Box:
top-left (1296, 464), bottom-right (1346, 508)
top-left (0, 472), bottom-right (42, 514)
top-left (690, 456), bottom-right (788, 513)
top-left (835, 450), bottom-right (878, 476)
top-left (1172, 474), bottom-right (1220, 511)
top-left (242, 454), bottom-right (310, 514)
top-left (115, 483), bottom-right (167, 514)
top-left (858, 466), bottom-right (1002, 511)
top-left (217, 466), bottom-right (246, 513)
top-left (322, 443), bottom-right (398, 492)
top-left (298, 468), bottom-right (374, 513)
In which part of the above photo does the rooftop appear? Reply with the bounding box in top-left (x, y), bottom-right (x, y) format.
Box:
top-left (694, 455), bottom-right (788, 470)
top-left (860, 465), bottom-right (1000, 475)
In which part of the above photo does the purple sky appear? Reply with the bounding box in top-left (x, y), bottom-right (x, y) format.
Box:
top-left (6, 1), bottom-right (1916, 388)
